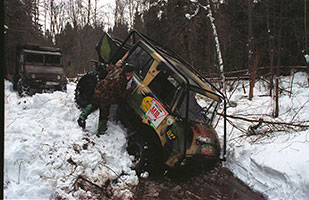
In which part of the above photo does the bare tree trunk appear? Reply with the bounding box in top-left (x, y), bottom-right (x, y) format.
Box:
top-left (248, 0), bottom-right (254, 75)
top-left (273, 0), bottom-right (283, 118)
top-left (44, 0), bottom-right (47, 34)
top-left (34, 0), bottom-right (39, 25)
top-left (248, 49), bottom-right (260, 100)
top-left (267, 0), bottom-right (275, 96)
top-left (305, 0), bottom-right (309, 84)
top-left (206, 0), bottom-right (226, 93)
top-left (87, 0), bottom-right (91, 25)
top-left (94, 0), bottom-right (97, 26)
top-left (50, 0), bottom-right (55, 39)
top-left (305, 0), bottom-right (308, 54)
top-left (115, 0), bottom-right (126, 25)
top-left (128, 0), bottom-right (134, 28)
top-left (70, 0), bottom-right (77, 28)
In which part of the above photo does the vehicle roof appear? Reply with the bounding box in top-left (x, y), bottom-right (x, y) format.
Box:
top-left (22, 49), bottom-right (62, 56)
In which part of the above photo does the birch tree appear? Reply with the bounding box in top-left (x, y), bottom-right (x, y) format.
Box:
top-left (186, 0), bottom-right (226, 93)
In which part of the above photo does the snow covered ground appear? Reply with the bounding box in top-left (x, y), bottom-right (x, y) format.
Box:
top-left (4, 72), bottom-right (309, 199)
top-left (4, 81), bottom-right (138, 199)
top-left (221, 72), bottom-right (309, 200)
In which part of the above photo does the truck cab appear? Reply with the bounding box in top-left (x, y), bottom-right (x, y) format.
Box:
top-left (12, 44), bottom-right (67, 96)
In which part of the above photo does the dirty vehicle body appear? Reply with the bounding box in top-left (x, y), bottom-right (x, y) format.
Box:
top-left (12, 44), bottom-right (67, 96)
top-left (76, 30), bottom-right (227, 175)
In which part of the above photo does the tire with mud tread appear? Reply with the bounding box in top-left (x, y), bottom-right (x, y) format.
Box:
top-left (127, 127), bottom-right (164, 177)
top-left (166, 157), bottom-right (220, 178)
top-left (58, 84), bottom-right (67, 92)
top-left (74, 72), bottom-right (99, 109)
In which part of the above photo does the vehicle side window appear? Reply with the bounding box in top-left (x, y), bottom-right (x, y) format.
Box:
top-left (148, 70), bottom-right (180, 108)
top-left (178, 90), bottom-right (218, 125)
top-left (125, 46), bottom-right (153, 79)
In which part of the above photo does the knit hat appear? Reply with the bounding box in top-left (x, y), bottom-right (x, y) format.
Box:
top-left (122, 63), bottom-right (134, 73)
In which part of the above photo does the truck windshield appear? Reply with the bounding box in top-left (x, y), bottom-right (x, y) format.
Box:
top-left (25, 53), bottom-right (62, 66)
top-left (179, 89), bottom-right (219, 126)
top-left (25, 53), bottom-right (43, 64)
top-left (125, 46), bottom-right (153, 79)
top-left (45, 55), bottom-right (61, 65)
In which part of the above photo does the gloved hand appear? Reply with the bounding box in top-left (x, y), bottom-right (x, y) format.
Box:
top-left (77, 118), bottom-right (86, 129)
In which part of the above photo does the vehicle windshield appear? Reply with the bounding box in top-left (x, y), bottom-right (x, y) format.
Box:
top-left (25, 53), bottom-right (62, 66)
top-left (179, 89), bottom-right (219, 126)
top-left (45, 55), bottom-right (62, 65)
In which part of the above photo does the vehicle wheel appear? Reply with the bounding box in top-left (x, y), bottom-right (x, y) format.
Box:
top-left (11, 74), bottom-right (20, 90)
top-left (166, 157), bottom-right (220, 179)
top-left (17, 79), bottom-right (31, 97)
top-left (58, 84), bottom-right (67, 92)
top-left (74, 72), bottom-right (99, 109)
top-left (127, 129), bottom-right (164, 177)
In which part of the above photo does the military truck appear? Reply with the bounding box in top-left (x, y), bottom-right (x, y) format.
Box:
top-left (75, 30), bottom-right (227, 176)
top-left (12, 44), bottom-right (67, 96)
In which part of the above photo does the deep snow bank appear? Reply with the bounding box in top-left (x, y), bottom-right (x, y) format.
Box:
top-left (221, 72), bottom-right (309, 200)
top-left (3, 72), bottom-right (309, 200)
top-left (4, 81), bottom-right (138, 199)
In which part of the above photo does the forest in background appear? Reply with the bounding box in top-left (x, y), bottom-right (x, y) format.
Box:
top-left (4, 0), bottom-right (308, 79)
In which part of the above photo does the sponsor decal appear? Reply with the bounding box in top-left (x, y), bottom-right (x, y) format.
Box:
top-left (201, 144), bottom-right (213, 155)
top-left (141, 96), bottom-right (153, 112)
top-left (166, 130), bottom-right (176, 140)
top-left (145, 98), bottom-right (168, 128)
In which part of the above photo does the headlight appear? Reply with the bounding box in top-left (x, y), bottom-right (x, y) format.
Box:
top-left (31, 74), bottom-right (36, 79)
top-left (166, 118), bottom-right (174, 125)
top-left (57, 75), bottom-right (61, 80)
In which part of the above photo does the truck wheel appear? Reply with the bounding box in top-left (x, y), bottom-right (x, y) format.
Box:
top-left (59, 84), bottom-right (67, 92)
top-left (74, 72), bottom-right (99, 109)
top-left (127, 128), bottom-right (164, 177)
top-left (11, 74), bottom-right (20, 90)
top-left (17, 79), bottom-right (30, 97)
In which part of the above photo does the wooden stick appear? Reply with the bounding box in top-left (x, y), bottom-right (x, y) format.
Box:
top-left (218, 113), bottom-right (309, 128)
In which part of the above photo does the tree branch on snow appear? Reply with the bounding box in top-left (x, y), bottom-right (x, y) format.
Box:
top-left (72, 175), bottom-right (112, 198)
top-left (225, 118), bottom-right (247, 134)
top-left (220, 113), bottom-right (309, 128)
top-left (290, 99), bottom-right (309, 122)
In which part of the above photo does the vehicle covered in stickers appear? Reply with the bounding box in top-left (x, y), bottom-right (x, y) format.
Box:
top-left (11, 44), bottom-right (67, 96)
top-left (75, 30), bottom-right (227, 176)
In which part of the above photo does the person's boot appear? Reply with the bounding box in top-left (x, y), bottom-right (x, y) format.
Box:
top-left (96, 120), bottom-right (107, 137)
top-left (77, 117), bottom-right (86, 129)
top-left (77, 104), bottom-right (97, 129)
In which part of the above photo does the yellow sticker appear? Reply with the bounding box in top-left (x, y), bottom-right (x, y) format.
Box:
top-left (141, 96), bottom-right (153, 112)
top-left (166, 130), bottom-right (176, 140)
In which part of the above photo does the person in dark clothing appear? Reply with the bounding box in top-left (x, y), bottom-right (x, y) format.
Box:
top-left (77, 63), bottom-right (135, 137)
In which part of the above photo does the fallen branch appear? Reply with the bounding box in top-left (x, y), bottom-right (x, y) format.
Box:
top-left (219, 113), bottom-right (309, 128)
top-left (186, 190), bottom-right (204, 200)
top-left (291, 99), bottom-right (309, 122)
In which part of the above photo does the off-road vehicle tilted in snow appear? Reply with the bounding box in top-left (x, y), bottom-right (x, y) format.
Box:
top-left (12, 44), bottom-right (67, 96)
top-left (75, 30), bottom-right (227, 176)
